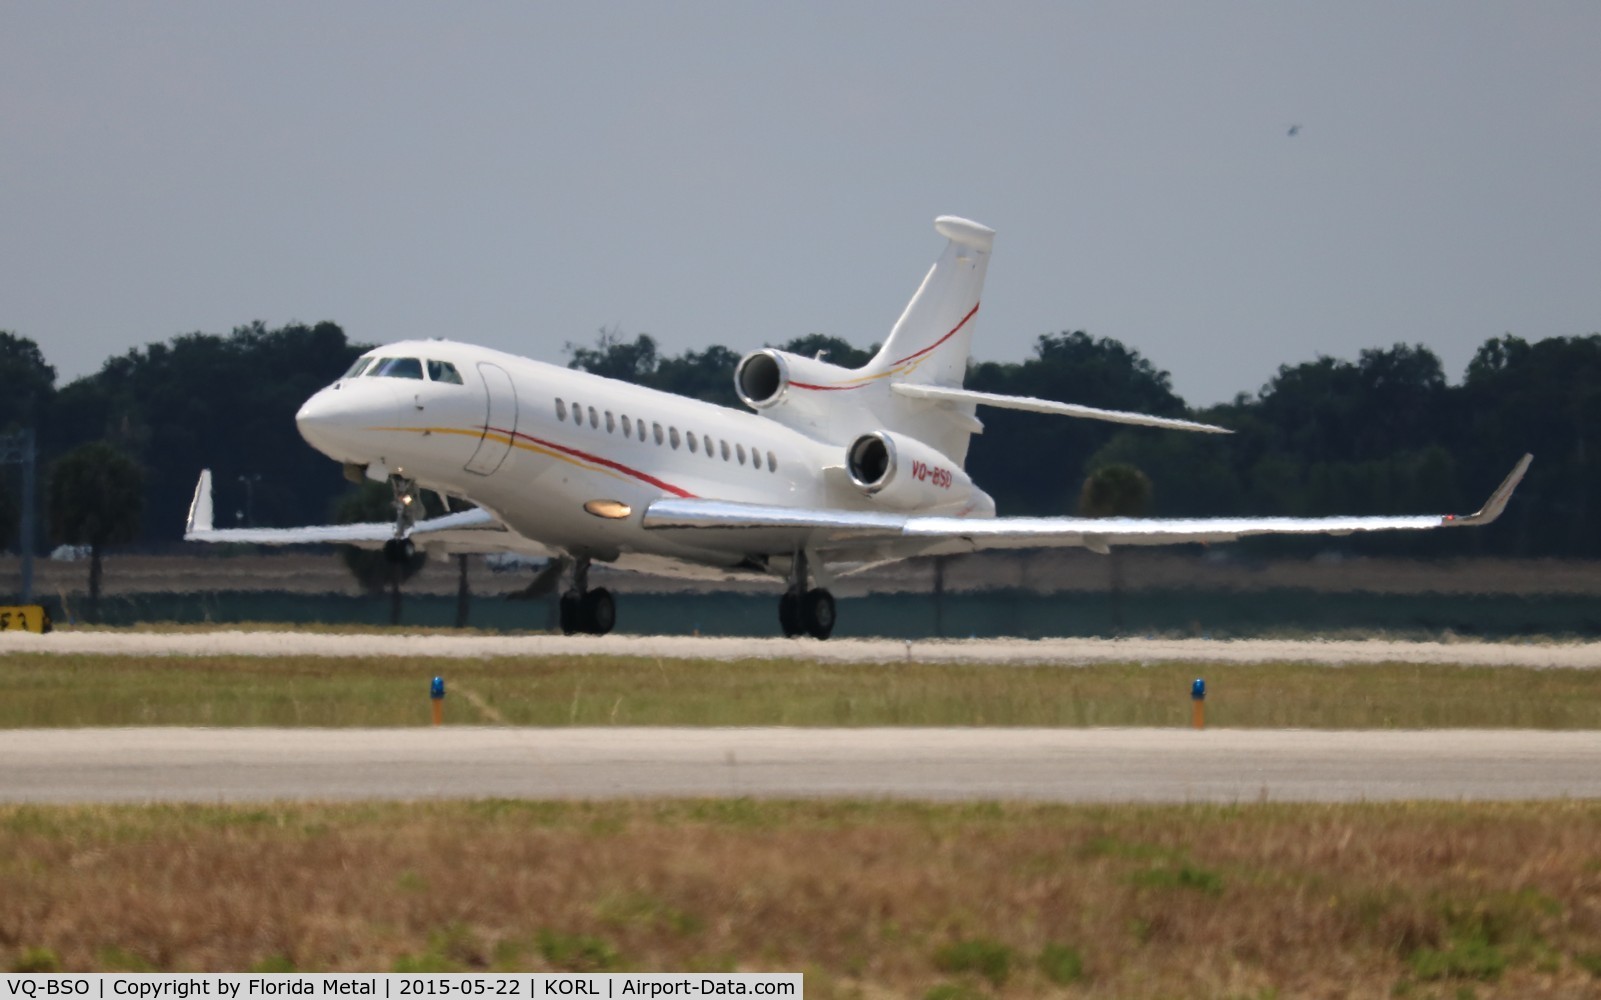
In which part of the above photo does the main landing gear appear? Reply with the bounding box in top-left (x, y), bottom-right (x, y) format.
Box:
top-left (559, 556), bottom-right (615, 636)
top-left (778, 551), bottom-right (835, 640)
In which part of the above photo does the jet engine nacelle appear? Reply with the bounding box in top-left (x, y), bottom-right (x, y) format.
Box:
top-left (735, 349), bottom-right (867, 433)
top-left (845, 430), bottom-right (977, 512)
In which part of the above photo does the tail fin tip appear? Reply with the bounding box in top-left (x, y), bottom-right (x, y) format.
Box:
top-left (934, 216), bottom-right (995, 251)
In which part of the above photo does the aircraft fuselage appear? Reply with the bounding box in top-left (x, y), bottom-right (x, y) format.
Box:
top-left (293, 338), bottom-right (982, 576)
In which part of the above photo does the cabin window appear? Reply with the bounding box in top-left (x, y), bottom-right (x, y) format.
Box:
top-left (426, 360), bottom-right (464, 384)
top-left (704, 434), bottom-right (714, 457)
top-left (750, 447), bottom-right (762, 471)
top-left (555, 400), bottom-right (567, 421)
top-left (653, 422), bottom-right (664, 446)
top-left (571, 401), bottom-right (584, 426)
top-left (736, 443), bottom-right (747, 466)
top-left (720, 440), bottom-right (730, 461)
top-left (605, 411), bottom-right (615, 433)
top-left (767, 451), bottom-right (777, 472)
top-left (669, 427), bottom-right (681, 450)
top-left (588, 407), bottom-right (599, 429)
top-left (373, 357), bottom-right (424, 380)
top-left (637, 419), bottom-right (647, 442)
top-left (343, 357), bottom-right (375, 378)
top-left (621, 415), bottom-right (632, 437)
top-left (686, 433), bottom-right (698, 454)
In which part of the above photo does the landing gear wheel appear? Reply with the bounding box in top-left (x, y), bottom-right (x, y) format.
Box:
top-left (382, 537), bottom-right (415, 564)
top-left (558, 555), bottom-right (616, 636)
top-left (581, 587), bottom-right (616, 636)
top-left (801, 588), bottom-right (836, 640)
top-left (778, 592), bottom-right (801, 638)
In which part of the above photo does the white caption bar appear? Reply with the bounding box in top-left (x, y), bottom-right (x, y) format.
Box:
top-left (0, 975), bottom-right (802, 999)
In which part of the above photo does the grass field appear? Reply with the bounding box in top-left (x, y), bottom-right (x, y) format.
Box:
top-left (6, 648), bottom-right (1597, 995)
top-left (3, 653), bottom-right (1601, 729)
top-left (2, 799), bottom-right (1598, 997)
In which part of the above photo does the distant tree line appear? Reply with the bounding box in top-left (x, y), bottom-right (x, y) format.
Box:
top-left (0, 322), bottom-right (365, 557)
top-left (0, 320), bottom-right (1592, 561)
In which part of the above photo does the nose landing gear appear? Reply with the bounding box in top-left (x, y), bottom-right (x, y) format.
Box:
top-left (383, 474), bottom-right (418, 564)
top-left (779, 551), bottom-right (835, 640)
top-left (559, 556), bottom-right (616, 636)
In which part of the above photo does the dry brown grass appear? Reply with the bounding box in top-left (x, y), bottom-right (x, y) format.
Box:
top-left (2, 800), bottom-right (1599, 997)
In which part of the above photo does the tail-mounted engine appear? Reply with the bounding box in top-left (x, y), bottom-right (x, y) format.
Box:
top-left (845, 430), bottom-right (980, 513)
top-left (736, 349), bottom-right (871, 434)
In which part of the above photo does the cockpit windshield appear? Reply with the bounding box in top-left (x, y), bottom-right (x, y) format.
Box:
top-left (354, 356), bottom-right (465, 384)
top-left (427, 360), bottom-right (464, 384)
top-left (370, 357), bottom-right (424, 380)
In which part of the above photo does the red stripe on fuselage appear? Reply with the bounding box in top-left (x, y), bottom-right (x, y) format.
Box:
top-left (789, 381), bottom-right (862, 391)
top-left (489, 426), bottom-right (698, 499)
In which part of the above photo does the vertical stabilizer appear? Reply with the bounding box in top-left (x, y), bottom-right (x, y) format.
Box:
top-left (864, 216), bottom-right (994, 387)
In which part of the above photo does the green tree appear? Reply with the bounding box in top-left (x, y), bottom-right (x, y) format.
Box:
top-left (1460, 333), bottom-right (1601, 556)
top-left (1078, 462), bottom-right (1154, 519)
top-left (0, 332), bottom-right (55, 432)
top-left (967, 332), bottom-right (1189, 515)
top-left (654, 344), bottom-right (745, 408)
top-left (1078, 462), bottom-right (1153, 634)
top-left (0, 333), bottom-right (55, 558)
top-left (47, 442), bottom-right (144, 622)
top-left (566, 328), bottom-right (660, 383)
top-left (48, 321), bottom-right (369, 543)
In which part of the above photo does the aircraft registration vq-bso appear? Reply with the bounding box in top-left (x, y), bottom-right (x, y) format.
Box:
top-left (184, 216), bottom-right (1532, 638)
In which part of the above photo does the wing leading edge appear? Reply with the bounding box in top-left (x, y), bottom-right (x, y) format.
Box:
top-left (642, 454), bottom-right (1533, 556)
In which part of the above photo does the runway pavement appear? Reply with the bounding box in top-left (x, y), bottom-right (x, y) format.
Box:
top-left (4, 629), bottom-right (1599, 667)
top-left (2, 727), bottom-right (1598, 804)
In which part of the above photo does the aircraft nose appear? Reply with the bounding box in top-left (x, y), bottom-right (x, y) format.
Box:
top-left (295, 389), bottom-right (334, 435)
top-left (295, 386), bottom-right (360, 457)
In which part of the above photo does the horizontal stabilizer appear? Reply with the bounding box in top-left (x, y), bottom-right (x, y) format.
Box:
top-left (890, 383), bottom-right (1231, 434)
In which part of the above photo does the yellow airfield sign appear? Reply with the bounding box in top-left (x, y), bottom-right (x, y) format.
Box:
top-left (0, 605), bottom-right (52, 633)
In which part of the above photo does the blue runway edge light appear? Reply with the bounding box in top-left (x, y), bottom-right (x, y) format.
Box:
top-left (430, 676), bottom-right (445, 700)
top-left (1191, 678), bottom-right (1206, 701)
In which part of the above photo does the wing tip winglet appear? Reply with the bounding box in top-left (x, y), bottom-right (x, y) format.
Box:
top-left (1446, 453), bottom-right (1533, 527)
top-left (185, 469), bottom-right (214, 537)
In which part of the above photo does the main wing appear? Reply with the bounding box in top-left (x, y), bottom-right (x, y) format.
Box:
top-left (182, 470), bottom-right (552, 557)
top-left (642, 454), bottom-right (1533, 559)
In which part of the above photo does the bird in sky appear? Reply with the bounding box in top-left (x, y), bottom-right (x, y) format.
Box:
top-left (1287, 124), bottom-right (1301, 137)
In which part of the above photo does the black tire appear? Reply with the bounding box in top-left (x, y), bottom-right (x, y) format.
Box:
top-left (581, 587), bottom-right (616, 636)
top-left (559, 592), bottom-right (580, 635)
top-left (383, 537), bottom-right (415, 564)
top-left (801, 588), bottom-right (836, 640)
top-left (778, 592), bottom-right (801, 637)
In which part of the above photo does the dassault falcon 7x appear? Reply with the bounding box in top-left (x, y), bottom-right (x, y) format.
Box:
top-left (184, 216), bottom-right (1531, 638)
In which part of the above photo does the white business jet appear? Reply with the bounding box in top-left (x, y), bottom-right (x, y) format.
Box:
top-left (185, 216), bottom-right (1531, 638)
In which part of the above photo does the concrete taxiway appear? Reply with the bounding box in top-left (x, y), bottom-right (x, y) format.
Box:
top-left (2, 727), bottom-right (1597, 804)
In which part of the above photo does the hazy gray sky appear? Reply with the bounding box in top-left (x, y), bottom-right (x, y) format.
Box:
top-left (3, 2), bottom-right (1597, 405)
